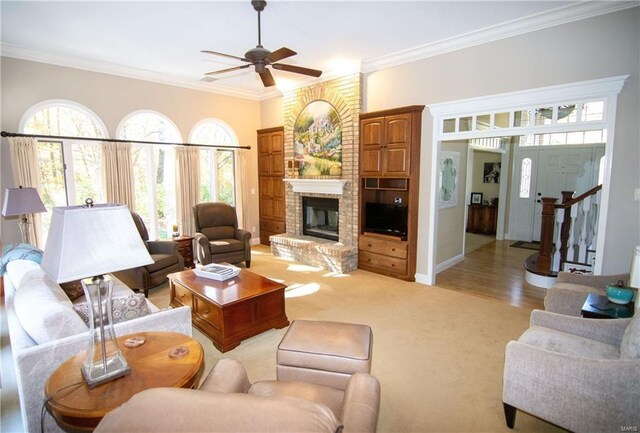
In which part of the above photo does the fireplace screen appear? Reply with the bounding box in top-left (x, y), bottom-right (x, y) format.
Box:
top-left (302, 197), bottom-right (339, 241)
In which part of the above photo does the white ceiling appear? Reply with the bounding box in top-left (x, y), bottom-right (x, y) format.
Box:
top-left (0, 1), bottom-right (632, 100)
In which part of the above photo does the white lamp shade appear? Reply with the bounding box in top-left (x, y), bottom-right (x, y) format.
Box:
top-left (41, 204), bottom-right (153, 283)
top-left (2, 187), bottom-right (47, 216)
top-left (631, 245), bottom-right (640, 289)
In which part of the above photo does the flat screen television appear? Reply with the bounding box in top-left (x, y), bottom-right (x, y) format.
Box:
top-left (364, 202), bottom-right (408, 240)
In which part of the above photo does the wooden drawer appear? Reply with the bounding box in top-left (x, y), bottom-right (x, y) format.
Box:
top-left (194, 298), bottom-right (222, 330)
top-left (359, 250), bottom-right (407, 275)
top-left (261, 220), bottom-right (285, 234)
top-left (359, 236), bottom-right (407, 259)
top-left (172, 283), bottom-right (193, 308)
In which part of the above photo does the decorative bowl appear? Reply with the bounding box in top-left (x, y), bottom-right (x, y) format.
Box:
top-left (606, 284), bottom-right (634, 305)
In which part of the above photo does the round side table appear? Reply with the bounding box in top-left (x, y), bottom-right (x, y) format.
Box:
top-left (45, 331), bottom-right (204, 431)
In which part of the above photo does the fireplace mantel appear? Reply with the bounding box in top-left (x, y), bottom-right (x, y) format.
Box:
top-left (284, 178), bottom-right (347, 195)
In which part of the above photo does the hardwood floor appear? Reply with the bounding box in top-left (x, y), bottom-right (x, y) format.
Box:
top-left (435, 239), bottom-right (547, 310)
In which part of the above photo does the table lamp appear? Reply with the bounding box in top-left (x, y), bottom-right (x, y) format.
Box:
top-left (2, 186), bottom-right (47, 244)
top-left (41, 201), bottom-right (153, 387)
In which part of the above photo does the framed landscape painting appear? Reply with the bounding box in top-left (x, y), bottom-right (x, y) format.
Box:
top-left (293, 100), bottom-right (342, 177)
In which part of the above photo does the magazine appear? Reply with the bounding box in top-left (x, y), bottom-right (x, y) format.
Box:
top-left (193, 263), bottom-right (241, 281)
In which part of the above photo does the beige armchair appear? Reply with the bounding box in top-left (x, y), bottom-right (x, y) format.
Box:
top-left (113, 212), bottom-right (184, 297)
top-left (545, 271), bottom-right (631, 316)
top-left (96, 358), bottom-right (381, 433)
top-left (502, 309), bottom-right (640, 432)
top-left (193, 202), bottom-right (251, 267)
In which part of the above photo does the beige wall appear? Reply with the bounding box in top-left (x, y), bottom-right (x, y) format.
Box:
top-left (363, 8), bottom-right (639, 276)
top-left (259, 96), bottom-right (283, 129)
top-left (0, 57), bottom-right (262, 244)
top-left (437, 141), bottom-right (468, 264)
top-left (471, 150), bottom-right (501, 205)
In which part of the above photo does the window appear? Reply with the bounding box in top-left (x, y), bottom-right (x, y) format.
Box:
top-left (118, 111), bottom-right (180, 239)
top-left (191, 120), bottom-right (238, 206)
top-left (519, 158), bottom-right (532, 199)
top-left (21, 101), bottom-right (107, 244)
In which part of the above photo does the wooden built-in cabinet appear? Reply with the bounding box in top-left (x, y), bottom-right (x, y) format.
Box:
top-left (466, 205), bottom-right (497, 235)
top-left (257, 127), bottom-right (286, 245)
top-left (358, 106), bottom-right (424, 281)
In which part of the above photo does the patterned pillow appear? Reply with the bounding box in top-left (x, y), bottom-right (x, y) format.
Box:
top-left (0, 243), bottom-right (43, 275)
top-left (73, 293), bottom-right (151, 325)
top-left (60, 280), bottom-right (86, 301)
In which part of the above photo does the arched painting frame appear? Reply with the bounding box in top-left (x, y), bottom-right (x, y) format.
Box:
top-left (293, 100), bottom-right (342, 177)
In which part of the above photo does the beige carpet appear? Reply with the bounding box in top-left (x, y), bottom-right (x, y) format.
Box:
top-left (150, 245), bottom-right (565, 433)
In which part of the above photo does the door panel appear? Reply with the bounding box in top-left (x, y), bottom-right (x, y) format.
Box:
top-left (508, 149), bottom-right (538, 241)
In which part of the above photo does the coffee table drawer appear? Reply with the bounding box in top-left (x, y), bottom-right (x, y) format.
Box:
top-left (194, 298), bottom-right (222, 329)
top-left (173, 284), bottom-right (194, 308)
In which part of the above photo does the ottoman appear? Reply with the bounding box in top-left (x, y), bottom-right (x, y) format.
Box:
top-left (277, 320), bottom-right (373, 390)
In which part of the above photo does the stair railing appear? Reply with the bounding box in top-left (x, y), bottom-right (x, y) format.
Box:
top-left (536, 184), bottom-right (602, 275)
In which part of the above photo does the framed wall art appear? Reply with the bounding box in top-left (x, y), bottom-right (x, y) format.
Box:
top-left (293, 100), bottom-right (342, 177)
top-left (438, 151), bottom-right (459, 209)
top-left (470, 192), bottom-right (483, 205)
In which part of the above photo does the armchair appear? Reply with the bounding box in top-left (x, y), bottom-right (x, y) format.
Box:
top-left (192, 202), bottom-right (251, 267)
top-left (502, 309), bottom-right (640, 432)
top-left (545, 271), bottom-right (631, 316)
top-left (113, 212), bottom-right (184, 297)
top-left (96, 358), bottom-right (381, 433)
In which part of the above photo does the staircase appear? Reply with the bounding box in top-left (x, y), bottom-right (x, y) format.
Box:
top-left (525, 185), bottom-right (602, 288)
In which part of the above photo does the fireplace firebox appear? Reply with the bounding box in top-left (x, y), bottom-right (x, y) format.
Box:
top-left (302, 197), bottom-right (339, 241)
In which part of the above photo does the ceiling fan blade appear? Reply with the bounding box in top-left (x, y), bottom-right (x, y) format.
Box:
top-left (266, 47), bottom-right (297, 63)
top-left (259, 69), bottom-right (276, 87)
top-left (201, 50), bottom-right (248, 62)
top-left (272, 63), bottom-right (322, 78)
top-left (205, 64), bottom-right (251, 76)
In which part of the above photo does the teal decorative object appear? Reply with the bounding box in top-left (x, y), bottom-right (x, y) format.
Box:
top-left (606, 280), bottom-right (634, 305)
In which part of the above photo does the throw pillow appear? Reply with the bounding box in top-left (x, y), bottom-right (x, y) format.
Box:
top-left (60, 280), bottom-right (86, 301)
top-left (0, 243), bottom-right (43, 275)
top-left (73, 293), bottom-right (151, 325)
top-left (620, 316), bottom-right (640, 359)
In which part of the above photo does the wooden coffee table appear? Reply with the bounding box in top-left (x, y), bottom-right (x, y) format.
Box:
top-left (45, 331), bottom-right (203, 431)
top-left (169, 268), bottom-right (289, 352)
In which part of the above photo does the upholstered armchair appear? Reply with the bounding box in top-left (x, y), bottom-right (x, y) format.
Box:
top-left (192, 202), bottom-right (251, 267)
top-left (95, 358), bottom-right (381, 433)
top-left (113, 212), bottom-right (184, 297)
top-left (502, 309), bottom-right (640, 432)
top-left (545, 271), bottom-right (631, 316)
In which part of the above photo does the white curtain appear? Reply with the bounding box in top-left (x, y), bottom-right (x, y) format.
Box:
top-left (8, 137), bottom-right (44, 247)
top-left (102, 142), bottom-right (135, 210)
top-left (176, 146), bottom-right (200, 236)
top-left (235, 149), bottom-right (249, 230)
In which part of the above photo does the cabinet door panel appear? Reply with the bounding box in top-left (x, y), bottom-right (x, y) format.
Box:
top-left (385, 115), bottom-right (411, 144)
top-left (258, 135), bottom-right (271, 176)
top-left (385, 114), bottom-right (411, 176)
top-left (361, 117), bottom-right (385, 176)
top-left (385, 148), bottom-right (409, 175)
top-left (361, 118), bottom-right (384, 146)
top-left (362, 149), bottom-right (383, 174)
top-left (270, 130), bottom-right (284, 177)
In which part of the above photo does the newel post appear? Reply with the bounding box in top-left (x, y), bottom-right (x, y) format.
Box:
top-left (559, 191), bottom-right (574, 263)
top-left (537, 197), bottom-right (558, 274)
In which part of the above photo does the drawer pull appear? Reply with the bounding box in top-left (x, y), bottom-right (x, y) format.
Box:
top-left (391, 248), bottom-right (396, 251)
top-left (368, 244), bottom-right (372, 247)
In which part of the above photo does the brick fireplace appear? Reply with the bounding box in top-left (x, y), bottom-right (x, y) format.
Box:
top-left (269, 74), bottom-right (361, 273)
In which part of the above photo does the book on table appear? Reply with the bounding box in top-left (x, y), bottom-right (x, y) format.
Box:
top-left (193, 263), bottom-right (241, 281)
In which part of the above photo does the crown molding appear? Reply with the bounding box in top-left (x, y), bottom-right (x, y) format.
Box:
top-left (362, 1), bottom-right (639, 73)
top-left (0, 44), bottom-right (265, 101)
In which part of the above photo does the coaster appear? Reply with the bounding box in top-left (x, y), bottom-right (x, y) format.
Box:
top-left (168, 346), bottom-right (190, 359)
top-left (124, 336), bottom-right (146, 348)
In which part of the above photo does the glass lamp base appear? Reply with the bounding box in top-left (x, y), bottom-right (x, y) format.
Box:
top-left (82, 353), bottom-right (131, 388)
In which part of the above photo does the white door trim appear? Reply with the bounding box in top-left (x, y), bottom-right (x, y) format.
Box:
top-left (417, 75), bottom-right (628, 285)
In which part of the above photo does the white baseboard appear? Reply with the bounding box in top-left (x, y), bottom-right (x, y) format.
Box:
top-left (251, 238), bottom-right (261, 246)
top-left (415, 272), bottom-right (432, 286)
top-left (435, 254), bottom-right (464, 274)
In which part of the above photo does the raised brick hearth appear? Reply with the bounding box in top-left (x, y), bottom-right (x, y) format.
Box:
top-left (270, 74), bottom-right (361, 273)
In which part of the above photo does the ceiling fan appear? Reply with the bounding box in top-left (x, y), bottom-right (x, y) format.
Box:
top-left (202, 0), bottom-right (322, 87)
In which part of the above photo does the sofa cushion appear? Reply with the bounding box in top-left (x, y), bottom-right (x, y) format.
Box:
top-left (620, 316), bottom-right (640, 359)
top-left (146, 253), bottom-right (179, 273)
top-left (202, 226), bottom-right (235, 241)
top-left (519, 326), bottom-right (620, 359)
top-left (1, 243), bottom-right (43, 275)
top-left (14, 267), bottom-right (88, 344)
top-left (73, 293), bottom-right (151, 325)
top-left (95, 388), bottom-right (342, 433)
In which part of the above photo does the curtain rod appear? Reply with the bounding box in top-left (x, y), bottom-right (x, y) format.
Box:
top-left (0, 131), bottom-right (251, 150)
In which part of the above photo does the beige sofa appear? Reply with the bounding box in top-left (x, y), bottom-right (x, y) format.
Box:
top-left (4, 259), bottom-right (192, 433)
top-left (96, 358), bottom-right (381, 433)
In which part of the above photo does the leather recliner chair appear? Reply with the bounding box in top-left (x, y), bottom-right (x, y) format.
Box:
top-left (113, 212), bottom-right (184, 297)
top-left (193, 202), bottom-right (252, 268)
top-left (95, 358), bottom-right (381, 433)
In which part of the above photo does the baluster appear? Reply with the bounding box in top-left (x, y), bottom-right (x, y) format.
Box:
top-left (553, 208), bottom-right (564, 272)
top-left (566, 203), bottom-right (578, 262)
top-left (578, 196), bottom-right (592, 263)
